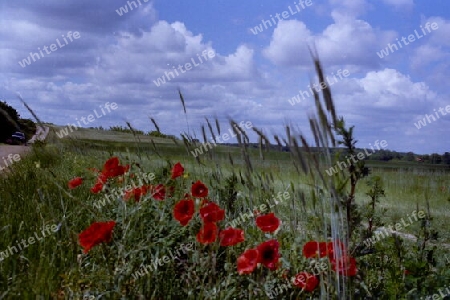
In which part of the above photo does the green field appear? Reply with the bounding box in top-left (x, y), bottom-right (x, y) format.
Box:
top-left (0, 121), bottom-right (449, 298)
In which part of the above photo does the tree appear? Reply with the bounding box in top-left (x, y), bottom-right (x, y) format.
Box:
top-left (0, 101), bottom-right (21, 142)
top-left (147, 130), bottom-right (165, 137)
top-left (404, 152), bottom-right (415, 161)
top-left (442, 152), bottom-right (450, 165)
top-left (430, 153), bottom-right (442, 164)
top-left (334, 117), bottom-right (370, 238)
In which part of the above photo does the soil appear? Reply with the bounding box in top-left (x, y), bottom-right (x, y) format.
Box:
top-left (0, 145), bottom-right (30, 173)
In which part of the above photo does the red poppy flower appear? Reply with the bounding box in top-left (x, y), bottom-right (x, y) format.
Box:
top-left (173, 197), bottom-right (195, 226)
top-left (256, 213), bottom-right (281, 233)
top-left (78, 221), bottom-right (116, 253)
top-left (327, 240), bottom-right (347, 259)
top-left (68, 177), bottom-right (83, 189)
top-left (171, 162), bottom-right (184, 179)
top-left (191, 180), bottom-right (208, 197)
top-left (113, 165), bottom-right (128, 177)
top-left (330, 255), bottom-right (357, 277)
top-left (101, 157), bottom-right (128, 178)
top-left (219, 227), bottom-right (245, 246)
top-left (103, 157), bottom-right (119, 170)
top-left (293, 272), bottom-right (319, 292)
top-left (256, 239), bottom-right (280, 271)
top-left (237, 248), bottom-right (259, 275)
top-left (91, 182), bottom-right (103, 194)
top-left (101, 157), bottom-right (119, 177)
top-left (303, 241), bottom-right (328, 258)
top-left (150, 184), bottom-right (166, 200)
top-left (196, 222), bottom-right (218, 244)
top-left (200, 202), bottom-right (225, 223)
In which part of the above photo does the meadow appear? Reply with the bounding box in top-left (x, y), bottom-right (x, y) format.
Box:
top-left (1, 62), bottom-right (449, 299)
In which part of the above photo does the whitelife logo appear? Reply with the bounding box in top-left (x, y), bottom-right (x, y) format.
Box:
top-left (413, 105), bottom-right (450, 129)
top-left (376, 22), bottom-right (439, 58)
top-left (226, 191), bottom-right (290, 228)
top-left (0, 224), bottom-right (59, 261)
top-left (56, 102), bottom-right (118, 138)
top-left (362, 210), bottom-right (426, 247)
top-left (288, 69), bottom-right (350, 106)
top-left (325, 140), bottom-right (388, 176)
top-left (92, 171), bottom-right (156, 209)
top-left (250, 0), bottom-right (313, 35)
top-left (152, 50), bottom-right (216, 87)
top-left (0, 153), bottom-right (21, 173)
top-left (18, 31), bottom-right (81, 68)
top-left (115, 0), bottom-right (150, 16)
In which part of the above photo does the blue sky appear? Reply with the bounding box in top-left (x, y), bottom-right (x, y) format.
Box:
top-left (0, 0), bottom-right (449, 154)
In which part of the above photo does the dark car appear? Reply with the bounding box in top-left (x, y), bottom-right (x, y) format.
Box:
top-left (10, 131), bottom-right (26, 145)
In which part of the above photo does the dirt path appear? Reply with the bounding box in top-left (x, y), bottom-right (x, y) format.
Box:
top-left (0, 126), bottom-right (49, 173)
top-left (0, 145), bottom-right (30, 173)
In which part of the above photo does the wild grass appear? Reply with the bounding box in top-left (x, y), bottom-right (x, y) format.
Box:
top-left (0, 58), bottom-right (449, 298)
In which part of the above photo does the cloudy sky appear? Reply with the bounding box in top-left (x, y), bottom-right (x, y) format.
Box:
top-left (1, 0), bottom-right (449, 154)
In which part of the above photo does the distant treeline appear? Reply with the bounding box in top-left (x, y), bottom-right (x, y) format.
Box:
top-left (342, 148), bottom-right (450, 165)
top-left (220, 143), bottom-right (450, 165)
top-left (89, 125), bottom-right (178, 140)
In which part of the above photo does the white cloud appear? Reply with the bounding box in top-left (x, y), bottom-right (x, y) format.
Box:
top-left (381, 0), bottom-right (414, 11)
top-left (329, 0), bottom-right (373, 18)
top-left (1, 0), bottom-right (449, 154)
top-left (409, 17), bottom-right (450, 88)
top-left (410, 44), bottom-right (446, 69)
top-left (262, 20), bottom-right (312, 66)
top-left (326, 68), bottom-right (443, 152)
top-left (3, 19), bottom-right (269, 136)
top-left (263, 13), bottom-right (395, 69)
top-left (339, 68), bottom-right (435, 109)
